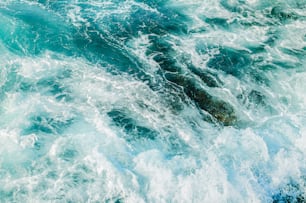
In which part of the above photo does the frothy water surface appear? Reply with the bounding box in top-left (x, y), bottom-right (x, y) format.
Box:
top-left (0, 0), bottom-right (306, 202)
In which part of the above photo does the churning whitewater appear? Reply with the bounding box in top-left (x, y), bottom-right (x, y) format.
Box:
top-left (0, 0), bottom-right (306, 202)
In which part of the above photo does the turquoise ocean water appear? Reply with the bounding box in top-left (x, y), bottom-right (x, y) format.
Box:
top-left (0, 0), bottom-right (306, 202)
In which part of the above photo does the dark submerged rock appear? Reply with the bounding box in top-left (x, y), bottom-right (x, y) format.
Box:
top-left (165, 72), bottom-right (237, 126)
top-left (188, 64), bottom-right (222, 88)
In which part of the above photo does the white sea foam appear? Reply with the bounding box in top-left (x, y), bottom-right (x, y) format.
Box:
top-left (0, 0), bottom-right (306, 202)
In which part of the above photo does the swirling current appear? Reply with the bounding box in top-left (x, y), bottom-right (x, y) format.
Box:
top-left (0, 0), bottom-right (306, 202)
